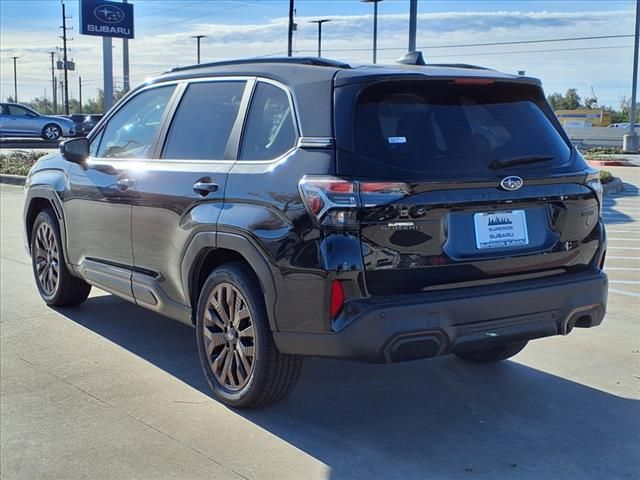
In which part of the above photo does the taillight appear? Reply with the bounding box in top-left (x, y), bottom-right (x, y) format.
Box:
top-left (298, 176), bottom-right (411, 228)
top-left (330, 280), bottom-right (344, 319)
top-left (586, 173), bottom-right (603, 216)
top-left (454, 78), bottom-right (495, 85)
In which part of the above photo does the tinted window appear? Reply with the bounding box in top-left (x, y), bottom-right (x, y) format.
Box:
top-left (338, 80), bottom-right (571, 178)
top-left (97, 85), bottom-right (175, 159)
top-left (8, 105), bottom-right (32, 116)
top-left (162, 81), bottom-right (245, 160)
top-left (240, 83), bottom-right (296, 160)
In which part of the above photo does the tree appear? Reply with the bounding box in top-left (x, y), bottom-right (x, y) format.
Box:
top-left (547, 88), bottom-right (582, 110)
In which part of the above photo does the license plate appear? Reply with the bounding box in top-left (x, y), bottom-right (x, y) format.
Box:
top-left (474, 210), bottom-right (529, 249)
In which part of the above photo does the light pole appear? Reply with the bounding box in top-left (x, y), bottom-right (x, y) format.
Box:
top-left (624, 0), bottom-right (640, 152)
top-left (49, 52), bottom-right (57, 113)
top-left (287, 0), bottom-right (295, 57)
top-left (11, 56), bottom-right (19, 103)
top-left (362, 0), bottom-right (383, 64)
top-left (310, 19), bottom-right (331, 57)
top-left (191, 35), bottom-right (206, 64)
top-left (408, 0), bottom-right (418, 52)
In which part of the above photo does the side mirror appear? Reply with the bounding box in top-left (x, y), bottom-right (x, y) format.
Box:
top-left (60, 137), bottom-right (89, 164)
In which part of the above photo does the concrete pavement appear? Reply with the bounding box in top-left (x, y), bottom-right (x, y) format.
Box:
top-left (1, 170), bottom-right (639, 480)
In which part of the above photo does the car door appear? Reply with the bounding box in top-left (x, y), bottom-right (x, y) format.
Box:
top-left (0, 104), bottom-right (10, 136)
top-left (130, 78), bottom-right (250, 313)
top-left (64, 84), bottom-right (178, 301)
top-left (5, 104), bottom-right (35, 136)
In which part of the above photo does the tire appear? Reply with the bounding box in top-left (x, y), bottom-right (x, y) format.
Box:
top-left (30, 209), bottom-right (91, 307)
top-left (455, 341), bottom-right (528, 363)
top-left (41, 123), bottom-right (62, 141)
top-left (196, 263), bottom-right (302, 408)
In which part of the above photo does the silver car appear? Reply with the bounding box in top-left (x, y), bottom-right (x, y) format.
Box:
top-left (0, 103), bottom-right (75, 140)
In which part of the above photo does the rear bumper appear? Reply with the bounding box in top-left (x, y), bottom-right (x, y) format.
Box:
top-left (273, 270), bottom-right (608, 363)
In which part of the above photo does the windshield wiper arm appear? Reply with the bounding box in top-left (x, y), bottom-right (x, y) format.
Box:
top-left (489, 155), bottom-right (555, 170)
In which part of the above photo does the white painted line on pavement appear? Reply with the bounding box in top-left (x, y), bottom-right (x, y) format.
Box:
top-left (607, 247), bottom-right (640, 250)
top-left (608, 238), bottom-right (640, 241)
top-left (606, 230), bottom-right (640, 234)
top-left (605, 267), bottom-right (640, 271)
top-left (606, 256), bottom-right (640, 260)
top-left (609, 288), bottom-right (640, 298)
top-left (609, 280), bottom-right (640, 285)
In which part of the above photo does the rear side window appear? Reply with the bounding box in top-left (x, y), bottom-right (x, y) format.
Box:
top-left (338, 80), bottom-right (571, 179)
top-left (162, 81), bottom-right (245, 160)
top-left (97, 85), bottom-right (175, 159)
top-left (240, 82), bottom-right (296, 161)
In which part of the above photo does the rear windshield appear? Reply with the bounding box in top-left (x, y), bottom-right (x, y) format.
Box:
top-left (336, 80), bottom-right (572, 179)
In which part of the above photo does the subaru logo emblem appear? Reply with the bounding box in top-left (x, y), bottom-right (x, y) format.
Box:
top-left (95, 5), bottom-right (125, 24)
top-left (500, 176), bottom-right (523, 191)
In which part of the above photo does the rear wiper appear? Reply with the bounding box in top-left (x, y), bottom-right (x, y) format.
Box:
top-left (489, 155), bottom-right (555, 170)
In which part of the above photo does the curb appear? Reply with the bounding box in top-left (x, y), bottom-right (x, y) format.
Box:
top-left (602, 177), bottom-right (623, 195)
top-left (0, 174), bottom-right (26, 186)
top-left (588, 160), bottom-right (638, 167)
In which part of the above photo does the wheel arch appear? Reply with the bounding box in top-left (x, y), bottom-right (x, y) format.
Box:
top-left (182, 232), bottom-right (279, 331)
top-left (24, 186), bottom-right (66, 256)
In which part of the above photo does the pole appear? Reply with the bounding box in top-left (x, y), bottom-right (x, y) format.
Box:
top-left (373, 0), bottom-right (379, 64)
top-left (103, 36), bottom-right (113, 112)
top-left (191, 35), bottom-right (206, 64)
top-left (624, 0), bottom-right (640, 152)
top-left (54, 76), bottom-right (58, 113)
top-left (78, 76), bottom-right (82, 112)
top-left (408, 0), bottom-right (418, 52)
top-left (11, 56), bottom-right (18, 103)
top-left (62, 1), bottom-right (70, 115)
top-left (287, 0), bottom-right (294, 57)
top-left (123, 0), bottom-right (130, 92)
top-left (310, 20), bottom-right (330, 58)
top-left (50, 52), bottom-right (57, 113)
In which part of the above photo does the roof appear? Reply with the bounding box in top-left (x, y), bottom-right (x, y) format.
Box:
top-left (143, 56), bottom-right (541, 137)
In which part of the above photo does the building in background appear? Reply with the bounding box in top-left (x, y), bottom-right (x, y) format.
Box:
top-left (555, 109), bottom-right (612, 128)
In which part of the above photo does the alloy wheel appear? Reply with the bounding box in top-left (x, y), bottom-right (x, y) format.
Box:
top-left (45, 125), bottom-right (61, 140)
top-left (34, 222), bottom-right (60, 296)
top-left (203, 283), bottom-right (256, 391)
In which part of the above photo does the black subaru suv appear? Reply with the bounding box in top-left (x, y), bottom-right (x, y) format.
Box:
top-left (23, 57), bottom-right (607, 408)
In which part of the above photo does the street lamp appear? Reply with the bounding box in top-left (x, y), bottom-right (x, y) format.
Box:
top-left (624, 0), bottom-right (640, 152)
top-left (362, 0), bottom-right (383, 64)
top-left (309, 19), bottom-right (331, 57)
top-left (11, 56), bottom-right (19, 103)
top-left (191, 35), bottom-right (207, 64)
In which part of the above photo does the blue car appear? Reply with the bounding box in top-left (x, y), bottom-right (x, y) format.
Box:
top-left (0, 103), bottom-right (76, 140)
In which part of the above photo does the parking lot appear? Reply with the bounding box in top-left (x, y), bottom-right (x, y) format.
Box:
top-left (1, 168), bottom-right (638, 480)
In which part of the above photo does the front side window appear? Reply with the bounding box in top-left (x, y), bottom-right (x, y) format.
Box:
top-left (96, 85), bottom-right (175, 159)
top-left (8, 105), bottom-right (34, 116)
top-left (240, 83), bottom-right (297, 160)
top-left (162, 81), bottom-right (245, 160)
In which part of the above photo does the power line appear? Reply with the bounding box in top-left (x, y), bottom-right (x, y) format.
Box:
top-left (145, 0), bottom-right (260, 30)
top-left (295, 34), bottom-right (635, 54)
top-left (376, 44), bottom-right (633, 61)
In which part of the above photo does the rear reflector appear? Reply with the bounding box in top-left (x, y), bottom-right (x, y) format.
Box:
top-left (330, 280), bottom-right (345, 319)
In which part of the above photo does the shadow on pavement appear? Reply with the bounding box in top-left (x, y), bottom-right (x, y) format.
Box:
top-left (603, 180), bottom-right (639, 225)
top-left (59, 295), bottom-right (639, 480)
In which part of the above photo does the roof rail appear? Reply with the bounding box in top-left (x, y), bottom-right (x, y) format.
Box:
top-left (168, 57), bottom-right (351, 73)
top-left (427, 63), bottom-right (495, 71)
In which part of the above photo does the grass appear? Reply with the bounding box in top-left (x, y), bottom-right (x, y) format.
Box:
top-left (599, 170), bottom-right (614, 184)
top-left (0, 151), bottom-right (50, 176)
top-left (582, 146), bottom-right (624, 155)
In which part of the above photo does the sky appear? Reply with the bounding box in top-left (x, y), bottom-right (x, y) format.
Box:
top-left (0, 0), bottom-right (637, 109)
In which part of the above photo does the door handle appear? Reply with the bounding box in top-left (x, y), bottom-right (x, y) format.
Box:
top-left (193, 180), bottom-right (219, 196)
top-left (116, 177), bottom-right (136, 191)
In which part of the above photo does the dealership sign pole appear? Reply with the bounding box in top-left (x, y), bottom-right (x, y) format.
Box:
top-left (79, 0), bottom-right (134, 112)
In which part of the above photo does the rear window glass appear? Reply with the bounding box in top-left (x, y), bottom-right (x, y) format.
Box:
top-left (338, 80), bottom-right (571, 178)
